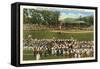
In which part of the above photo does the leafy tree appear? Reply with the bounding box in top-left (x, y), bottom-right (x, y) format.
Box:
top-left (76, 16), bottom-right (94, 26)
top-left (23, 9), bottom-right (30, 24)
top-left (23, 9), bottom-right (60, 27)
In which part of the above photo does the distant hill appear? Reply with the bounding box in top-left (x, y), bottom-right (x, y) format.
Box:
top-left (60, 18), bottom-right (86, 24)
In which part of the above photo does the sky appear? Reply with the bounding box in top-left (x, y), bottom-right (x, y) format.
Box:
top-left (59, 9), bottom-right (94, 20)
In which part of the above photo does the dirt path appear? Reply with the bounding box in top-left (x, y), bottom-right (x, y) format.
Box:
top-left (50, 30), bottom-right (93, 33)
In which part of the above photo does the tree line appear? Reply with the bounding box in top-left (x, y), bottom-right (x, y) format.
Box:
top-left (23, 9), bottom-right (60, 27)
top-left (79, 16), bottom-right (94, 25)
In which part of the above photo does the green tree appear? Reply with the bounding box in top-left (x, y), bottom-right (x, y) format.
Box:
top-left (23, 9), bottom-right (31, 24)
top-left (23, 8), bottom-right (60, 27)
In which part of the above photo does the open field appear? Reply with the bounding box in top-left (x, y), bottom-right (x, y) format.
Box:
top-left (23, 30), bottom-right (94, 41)
top-left (51, 30), bottom-right (93, 33)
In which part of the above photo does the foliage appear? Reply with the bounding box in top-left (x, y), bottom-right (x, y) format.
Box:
top-left (23, 8), bottom-right (60, 26)
top-left (77, 16), bottom-right (94, 25)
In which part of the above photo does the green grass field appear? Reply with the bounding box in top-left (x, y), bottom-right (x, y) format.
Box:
top-left (23, 30), bottom-right (93, 41)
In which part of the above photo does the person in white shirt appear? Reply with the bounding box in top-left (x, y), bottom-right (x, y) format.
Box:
top-left (36, 47), bottom-right (41, 60)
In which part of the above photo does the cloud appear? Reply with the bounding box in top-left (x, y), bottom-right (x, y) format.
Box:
top-left (59, 11), bottom-right (93, 20)
top-left (59, 12), bottom-right (80, 20)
